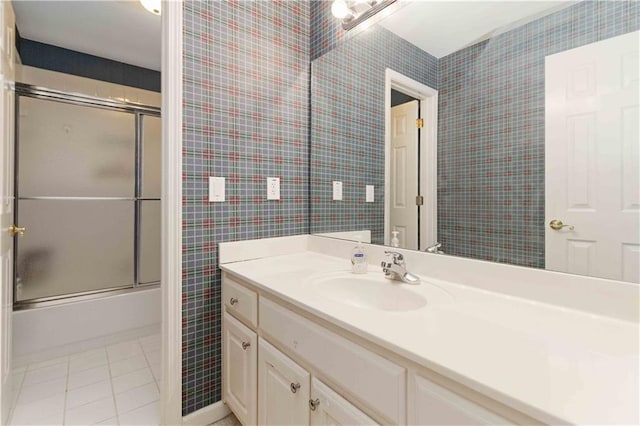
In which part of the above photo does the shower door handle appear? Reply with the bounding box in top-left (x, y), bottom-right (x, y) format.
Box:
top-left (9, 224), bottom-right (26, 237)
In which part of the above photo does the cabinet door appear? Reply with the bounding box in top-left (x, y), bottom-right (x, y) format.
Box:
top-left (310, 378), bottom-right (378, 426)
top-left (258, 338), bottom-right (310, 426)
top-left (223, 312), bottom-right (257, 426)
top-left (410, 374), bottom-right (512, 425)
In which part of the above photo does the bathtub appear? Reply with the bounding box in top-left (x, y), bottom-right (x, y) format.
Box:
top-left (12, 286), bottom-right (160, 363)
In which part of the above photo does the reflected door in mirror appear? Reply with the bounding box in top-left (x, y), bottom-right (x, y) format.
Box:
top-left (390, 100), bottom-right (419, 250)
top-left (545, 31), bottom-right (640, 283)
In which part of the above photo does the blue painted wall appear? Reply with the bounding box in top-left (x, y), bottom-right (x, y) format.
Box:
top-left (16, 30), bottom-right (161, 93)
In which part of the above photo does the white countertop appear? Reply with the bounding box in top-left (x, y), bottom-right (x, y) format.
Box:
top-left (221, 251), bottom-right (639, 425)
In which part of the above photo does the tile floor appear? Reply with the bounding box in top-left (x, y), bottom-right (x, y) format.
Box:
top-left (10, 333), bottom-right (161, 425)
top-left (212, 413), bottom-right (240, 425)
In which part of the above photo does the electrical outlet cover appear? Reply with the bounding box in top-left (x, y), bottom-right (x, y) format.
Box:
top-left (332, 181), bottom-right (343, 201)
top-left (267, 177), bottom-right (280, 200)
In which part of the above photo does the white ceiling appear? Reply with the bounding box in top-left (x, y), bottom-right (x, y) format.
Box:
top-left (12, 0), bottom-right (575, 71)
top-left (13, 1), bottom-right (161, 71)
top-left (379, 1), bottom-right (576, 58)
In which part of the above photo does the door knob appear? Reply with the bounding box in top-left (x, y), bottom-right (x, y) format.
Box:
top-left (290, 382), bottom-right (301, 393)
top-left (241, 341), bottom-right (250, 350)
top-left (9, 224), bottom-right (25, 237)
top-left (549, 219), bottom-right (574, 231)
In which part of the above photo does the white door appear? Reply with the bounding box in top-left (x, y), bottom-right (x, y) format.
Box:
top-left (0, 2), bottom-right (15, 423)
top-left (258, 337), bottom-right (310, 426)
top-left (390, 100), bottom-right (419, 250)
top-left (545, 31), bottom-right (640, 282)
top-left (222, 312), bottom-right (257, 426)
top-left (310, 377), bottom-right (378, 426)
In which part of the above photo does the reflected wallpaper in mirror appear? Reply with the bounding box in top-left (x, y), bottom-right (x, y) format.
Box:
top-left (310, 0), bottom-right (639, 281)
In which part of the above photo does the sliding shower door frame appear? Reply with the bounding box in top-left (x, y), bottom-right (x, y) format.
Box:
top-left (13, 83), bottom-right (161, 309)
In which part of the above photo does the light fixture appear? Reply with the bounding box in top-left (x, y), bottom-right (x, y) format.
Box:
top-left (331, 0), bottom-right (352, 20)
top-left (140, 0), bottom-right (161, 16)
top-left (331, 0), bottom-right (397, 30)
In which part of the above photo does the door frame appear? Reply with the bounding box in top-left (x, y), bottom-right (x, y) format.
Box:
top-left (0, 1), bottom-right (184, 423)
top-left (384, 69), bottom-right (438, 250)
top-left (160, 0), bottom-right (183, 424)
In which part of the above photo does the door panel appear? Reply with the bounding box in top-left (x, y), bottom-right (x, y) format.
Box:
top-left (545, 31), bottom-right (640, 282)
top-left (258, 337), bottom-right (310, 426)
top-left (0, 2), bottom-right (14, 422)
top-left (15, 200), bottom-right (134, 301)
top-left (223, 312), bottom-right (257, 426)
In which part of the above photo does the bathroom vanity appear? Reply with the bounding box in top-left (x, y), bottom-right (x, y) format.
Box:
top-left (219, 235), bottom-right (639, 426)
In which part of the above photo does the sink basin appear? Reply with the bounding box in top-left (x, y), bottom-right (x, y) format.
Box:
top-left (307, 272), bottom-right (430, 312)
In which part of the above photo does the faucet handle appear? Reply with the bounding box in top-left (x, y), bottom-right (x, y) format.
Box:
top-left (384, 251), bottom-right (404, 263)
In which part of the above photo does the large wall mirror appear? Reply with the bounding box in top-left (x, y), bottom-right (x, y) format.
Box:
top-left (310, 0), bottom-right (640, 283)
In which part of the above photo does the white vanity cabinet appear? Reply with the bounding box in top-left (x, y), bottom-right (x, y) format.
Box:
top-left (310, 377), bottom-right (378, 426)
top-left (258, 338), bottom-right (310, 425)
top-left (222, 272), bottom-right (522, 426)
top-left (222, 312), bottom-right (257, 426)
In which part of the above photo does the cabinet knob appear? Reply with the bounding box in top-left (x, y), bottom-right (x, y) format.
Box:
top-left (309, 398), bottom-right (320, 411)
top-left (230, 297), bottom-right (239, 306)
top-left (241, 341), bottom-right (250, 350)
top-left (290, 382), bottom-right (301, 394)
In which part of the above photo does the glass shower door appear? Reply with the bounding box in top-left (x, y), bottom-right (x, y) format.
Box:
top-left (139, 115), bottom-right (161, 285)
top-left (15, 97), bottom-right (136, 301)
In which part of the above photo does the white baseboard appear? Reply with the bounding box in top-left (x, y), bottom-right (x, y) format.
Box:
top-left (182, 401), bottom-right (230, 426)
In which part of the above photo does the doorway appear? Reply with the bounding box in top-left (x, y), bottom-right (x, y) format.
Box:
top-left (1, 2), bottom-right (170, 424)
top-left (384, 69), bottom-right (438, 251)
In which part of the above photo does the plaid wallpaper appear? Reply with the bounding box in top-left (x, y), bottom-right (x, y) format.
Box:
top-left (310, 25), bottom-right (438, 244)
top-left (179, 0), bottom-right (639, 416)
top-left (438, 0), bottom-right (640, 267)
top-left (182, 0), bottom-right (309, 415)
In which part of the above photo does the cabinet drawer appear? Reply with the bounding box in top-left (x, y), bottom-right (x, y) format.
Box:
top-left (409, 373), bottom-right (512, 425)
top-left (223, 274), bottom-right (258, 328)
top-left (311, 377), bottom-right (378, 426)
top-left (260, 297), bottom-right (406, 424)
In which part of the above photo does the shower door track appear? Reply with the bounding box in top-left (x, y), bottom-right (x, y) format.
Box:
top-left (13, 83), bottom-right (161, 309)
top-left (14, 83), bottom-right (160, 115)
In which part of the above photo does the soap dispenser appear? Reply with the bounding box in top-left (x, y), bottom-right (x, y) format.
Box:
top-left (391, 231), bottom-right (400, 248)
top-left (350, 240), bottom-right (368, 274)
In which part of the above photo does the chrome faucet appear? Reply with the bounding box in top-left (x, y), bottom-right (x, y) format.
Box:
top-left (425, 242), bottom-right (444, 254)
top-left (381, 251), bottom-right (420, 284)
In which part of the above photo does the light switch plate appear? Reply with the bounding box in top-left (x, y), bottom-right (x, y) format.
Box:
top-left (267, 177), bottom-right (280, 200)
top-left (366, 185), bottom-right (374, 202)
top-left (332, 181), bottom-right (343, 201)
top-left (209, 176), bottom-right (225, 202)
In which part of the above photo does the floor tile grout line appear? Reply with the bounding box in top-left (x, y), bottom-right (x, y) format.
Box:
top-left (8, 363), bottom-right (26, 425)
top-left (62, 356), bottom-right (71, 425)
top-left (138, 336), bottom-right (161, 395)
top-left (105, 346), bottom-right (121, 426)
top-left (118, 399), bottom-right (160, 423)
